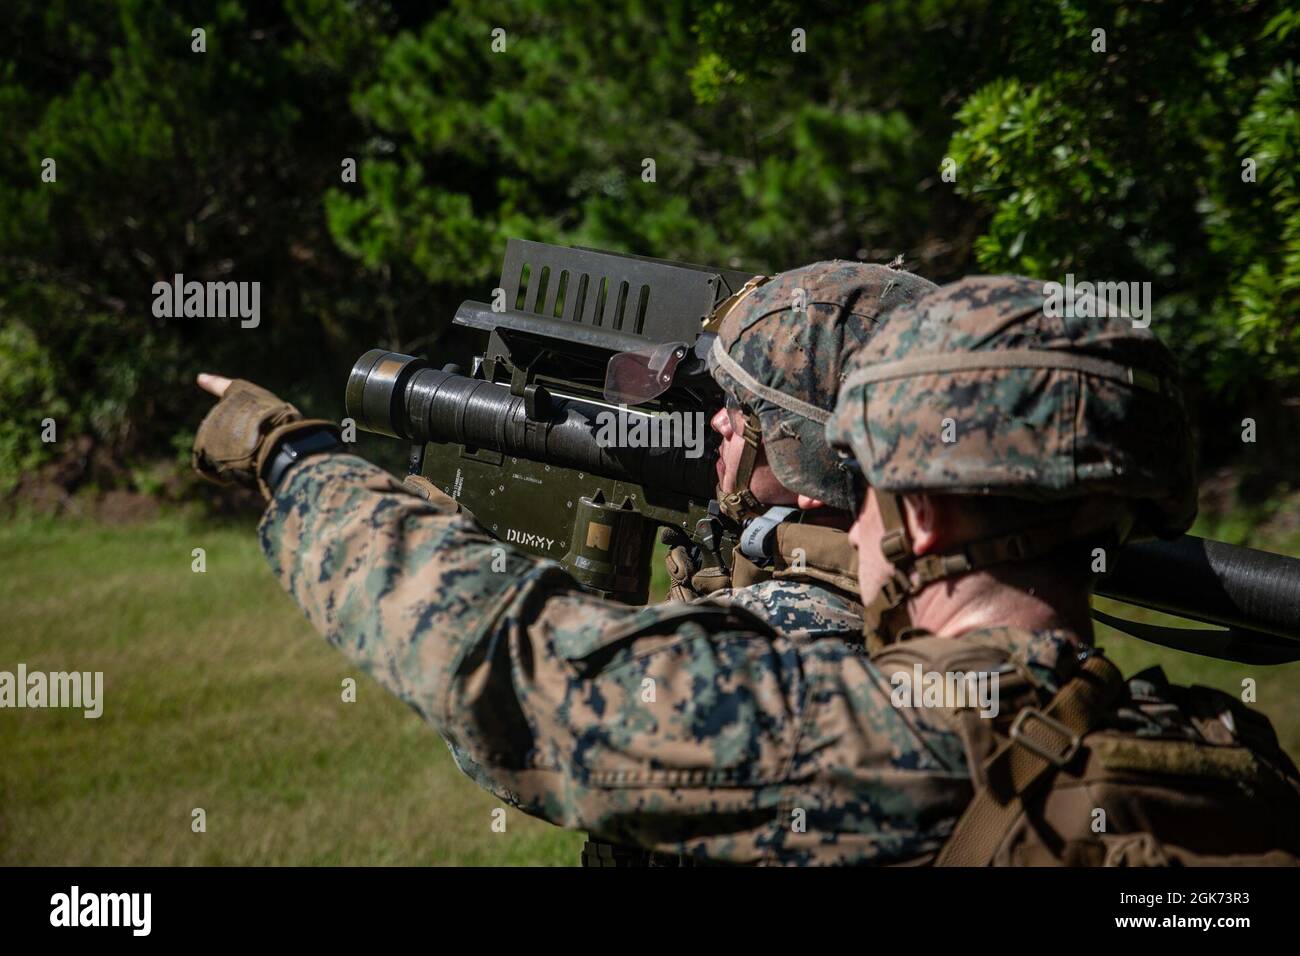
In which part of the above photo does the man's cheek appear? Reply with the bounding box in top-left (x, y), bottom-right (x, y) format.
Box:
top-left (716, 438), bottom-right (739, 493)
top-left (857, 549), bottom-right (892, 602)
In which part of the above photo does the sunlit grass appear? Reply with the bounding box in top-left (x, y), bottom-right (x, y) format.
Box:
top-left (0, 516), bottom-right (582, 865)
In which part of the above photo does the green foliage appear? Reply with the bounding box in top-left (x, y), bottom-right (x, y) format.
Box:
top-left (946, 0), bottom-right (1300, 402)
top-left (0, 319), bottom-right (67, 492)
top-left (1, 0), bottom-right (1296, 493)
top-left (1220, 64), bottom-right (1300, 389)
top-left (0, 0), bottom-right (389, 489)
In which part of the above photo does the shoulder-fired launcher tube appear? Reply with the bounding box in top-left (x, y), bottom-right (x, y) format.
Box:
top-left (346, 349), bottom-right (717, 502)
top-left (1096, 534), bottom-right (1300, 643)
top-left (1093, 534), bottom-right (1300, 662)
top-left (348, 352), bottom-right (1300, 660)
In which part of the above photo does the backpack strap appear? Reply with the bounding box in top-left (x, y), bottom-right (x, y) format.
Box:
top-left (935, 651), bottom-right (1125, 866)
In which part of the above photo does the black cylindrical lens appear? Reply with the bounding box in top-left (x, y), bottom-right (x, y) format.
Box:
top-left (345, 349), bottom-right (429, 439)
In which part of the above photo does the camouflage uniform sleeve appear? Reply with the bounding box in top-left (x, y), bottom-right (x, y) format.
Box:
top-left (258, 454), bottom-right (818, 855)
top-left (258, 453), bottom-right (534, 720)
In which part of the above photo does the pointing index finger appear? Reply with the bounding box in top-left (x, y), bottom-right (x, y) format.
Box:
top-left (197, 373), bottom-right (234, 398)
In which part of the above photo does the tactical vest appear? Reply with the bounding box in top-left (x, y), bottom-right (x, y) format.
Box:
top-left (666, 510), bottom-right (860, 604)
top-left (731, 517), bottom-right (859, 595)
top-left (871, 634), bottom-right (1300, 866)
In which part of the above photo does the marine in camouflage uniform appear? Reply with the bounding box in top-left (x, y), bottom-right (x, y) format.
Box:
top-left (192, 274), bottom-right (1300, 865)
top-left (824, 275), bottom-right (1300, 864)
top-left (255, 452), bottom-right (967, 863)
top-left (600, 259), bottom-right (934, 863)
top-left (674, 259), bottom-right (936, 644)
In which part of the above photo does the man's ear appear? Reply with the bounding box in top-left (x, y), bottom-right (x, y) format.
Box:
top-left (902, 493), bottom-right (945, 556)
top-left (795, 494), bottom-right (825, 511)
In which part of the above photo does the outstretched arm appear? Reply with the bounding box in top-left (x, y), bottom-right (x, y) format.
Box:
top-left (257, 452), bottom-right (808, 856)
top-left (193, 373), bottom-right (819, 857)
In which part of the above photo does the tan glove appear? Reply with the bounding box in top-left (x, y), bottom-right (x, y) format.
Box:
top-left (664, 541), bottom-right (700, 603)
top-left (662, 530), bottom-right (732, 602)
top-left (688, 564), bottom-right (732, 596)
top-left (192, 379), bottom-right (340, 499)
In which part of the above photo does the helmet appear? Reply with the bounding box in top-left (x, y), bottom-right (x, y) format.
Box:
top-left (825, 274), bottom-right (1197, 646)
top-left (708, 260), bottom-right (937, 516)
top-left (826, 274), bottom-right (1196, 535)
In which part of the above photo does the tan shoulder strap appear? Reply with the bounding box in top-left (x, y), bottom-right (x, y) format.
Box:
top-left (935, 652), bottom-right (1124, 866)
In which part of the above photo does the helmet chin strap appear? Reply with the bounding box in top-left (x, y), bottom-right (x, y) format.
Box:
top-left (718, 412), bottom-right (768, 523)
top-left (862, 490), bottom-right (1134, 653)
top-left (861, 490), bottom-right (923, 651)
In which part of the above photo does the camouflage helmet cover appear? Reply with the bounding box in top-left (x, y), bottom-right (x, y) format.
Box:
top-left (826, 275), bottom-right (1197, 538)
top-left (709, 260), bottom-right (937, 511)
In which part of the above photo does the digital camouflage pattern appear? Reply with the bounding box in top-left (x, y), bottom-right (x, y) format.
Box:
top-left (258, 453), bottom-right (1300, 863)
top-left (248, 265), bottom-right (1300, 864)
top-left (703, 578), bottom-right (863, 643)
top-left (259, 453), bottom-right (1058, 863)
top-left (710, 260), bottom-right (936, 511)
top-left (825, 275), bottom-right (1197, 537)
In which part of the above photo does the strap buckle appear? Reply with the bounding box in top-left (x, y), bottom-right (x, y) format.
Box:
top-left (1008, 707), bottom-right (1081, 768)
top-left (880, 528), bottom-right (910, 563)
top-left (719, 488), bottom-right (763, 522)
top-left (876, 567), bottom-right (912, 607)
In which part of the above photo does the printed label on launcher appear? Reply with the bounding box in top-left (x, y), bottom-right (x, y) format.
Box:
top-left (506, 528), bottom-right (555, 551)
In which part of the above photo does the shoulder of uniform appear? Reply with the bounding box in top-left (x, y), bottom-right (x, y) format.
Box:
top-left (720, 577), bottom-right (859, 609)
top-left (619, 598), bottom-right (777, 639)
top-left (707, 579), bottom-right (866, 642)
top-left (534, 593), bottom-right (805, 687)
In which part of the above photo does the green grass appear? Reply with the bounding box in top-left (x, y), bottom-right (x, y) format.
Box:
top-left (0, 516), bottom-right (583, 865)
top-left (2, 515), bottom-right (1297, 865)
